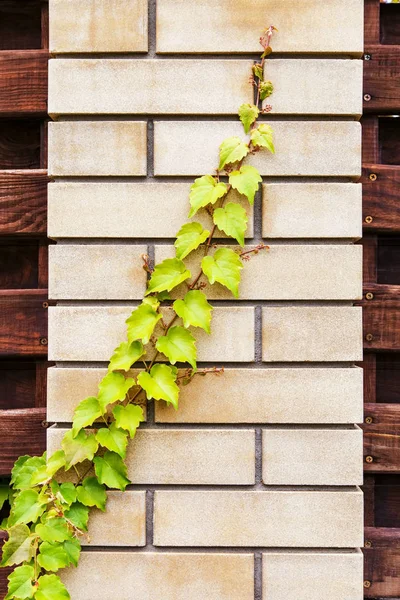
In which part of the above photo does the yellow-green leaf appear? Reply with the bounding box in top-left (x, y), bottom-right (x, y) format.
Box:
top-left (173, 290), bottom-right (213, 333)
top-left (174, 222), bottom-right (210, 260)
top-left (96, 423), bottom-right (129, 459)
top-left (146, 258), bottom-right (191, 295)
top-left (76, 477), bottom-right (107, 511)
top-left (188, 175), bottom-right (228, 217)
top-left (238, 103), bottom-right (259, 134)
top-left (72, 396), bottom-right (102, 438)
top-left (250, 124), bottom-right (275, 153)
top-left (61, 430), bottom-right (99, 470)
top-left (229, 165), bottom-right (262, 205)
top-left (35, 575), bottom-right (70, 600)
top-left (213, 202), bottom-right (248, 247)
top-left (126, 303), bottom-right (163, 345)
top-left (5, 565), bottom-right (35, 600)
top-left (1, 524), bottom-right (35, 567)
top-left (201, 247), bottom-right (243, 298)
top-left (93, 451), bottom-right (130, 491)
top-left (156, 326), bottom-right (197, 370)
top-left (108, 340), bottom-right (145, 372)
top-left (98, 372), bottom-right (136, 413)
top-left (218, 137), bottom-right (249, 170)
top-left (137, 364), bottom-right (179, 410)
top-left (259, 80), bottom-right (274, 100)
top-left (113, 404), bottom-right (144, 439)
top-left (7, 490), bottom-right (46, 527)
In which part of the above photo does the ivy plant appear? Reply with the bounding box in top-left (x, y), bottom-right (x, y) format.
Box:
top-left (0, 25), bottom-right (277, 599)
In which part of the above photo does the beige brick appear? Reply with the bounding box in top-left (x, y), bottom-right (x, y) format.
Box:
top-left (62, 552), bottom-right (254, 599)
top-left (262, 183), bottom-right (362, 239)
top-left (49, 59), bottom-right (253, 117)
top-left (155, 244), bottom-right (363, 300)
top-left (48, 366), bottom-right (363, 425)
top-left (154, 121), bottom-right (361, 177)
top-left (85, 491), bottom-right (145, 547)
top-left (156, 0), bottom-right (364, 55)
top-left (48, 182), bottom-right (253, 239)
top-left (49, 59), bottom-right (361, 117)
top-left (48, 306), bottom-right (255, 362)
top-left (48, 122), bottom-right (147, 177)
top-left (262, 307), bottom-right (363, 362)
top-left (49, 0), bottom-right (148, 53)
top-left (129, 430), bottom-right (254, 484)
top-left (153, 490), bottom-right (364, 547)
top-left (49, 245), bottom-right (148, 300)
top-left (262, 428), bottom-right (363, 485)
top-left (47, 368), bottom-right (147, 423)
top-left (49, 428), bottom-right (254, 485)
top-left (263, 551), bottom-right (364, 600)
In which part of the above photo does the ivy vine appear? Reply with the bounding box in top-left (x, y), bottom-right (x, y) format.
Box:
top-left (0, 26), bottom-right (277, 600)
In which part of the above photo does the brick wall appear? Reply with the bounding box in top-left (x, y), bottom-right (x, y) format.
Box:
top-left (47, 1), bottom-right (365, 598)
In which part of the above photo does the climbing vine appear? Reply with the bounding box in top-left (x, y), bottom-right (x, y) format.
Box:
top-left (0, 26), bottom-right (276, 599)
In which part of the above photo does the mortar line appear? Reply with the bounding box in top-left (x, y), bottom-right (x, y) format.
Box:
top-left (254, 552), bottom-right (263, 600)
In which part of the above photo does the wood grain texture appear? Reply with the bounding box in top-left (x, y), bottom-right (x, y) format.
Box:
top-left (360, 284), bottom-right (400, 351)
top-left (364, 527), bottom-right (400, 597)
top-left (0, 1), bottom-right (42, 51)
top-left (0, 290), bottom-right (48, 356)
top-left (364, 404), bottom-right (400, 472)
top-left (362, 116), bottom-right (379, 165)
top-left (0, 51), bottom-right (48, 116)
top-left (0, 171), bottom-right (47, 235)
top-left (0, 407), bottom-right (46, 474)
top-left (364, 0), bottom-right (380, 45)
top-left (363, 165), bottom-right (400, 232)
top-left (364, 46), bottom-right (400, 113)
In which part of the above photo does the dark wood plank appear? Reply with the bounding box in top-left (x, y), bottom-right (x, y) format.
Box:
top-left (361, 235), bottom-right (378, 283)
top-left (362, 116), bottom-right (380, 164)
top-left (364, 404), bottom-right (400, 472)
top-left (0, 407), bottom-right (46, 474)
top-left (360, 284), bottom-right (400, 351)
top-left (363, 165), bottom-right (400, 232)
top-left (364, 527), bottom-right (400, 597)
top-left (380, 117), bottom-right (400, 166)
top-left (0, 170), bottom-right (47, 235)
top-left (364, 46), bottom-right (400, 112)
top-left (0, 290), bottom-right (48, 356)
top-left (0, 120), bottom-right (41, 170)
top-left (0, 241), bottom-right (39, 289)
top-left (0, 2), bottom-right (42, 51)
top-left (364, 0), bottom-right (380, 45)
top-left (376, 354), bottom-right (400, 404)
top-left (357, 354), bottom-right (377, 403)
top-left (0, 50), bottom-right (48, 117)
top-left (380, 2), bottom-right (400, 45)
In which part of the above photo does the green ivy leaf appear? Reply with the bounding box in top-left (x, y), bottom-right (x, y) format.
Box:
top-left (61, 430), bottom-right (99, 470)
top-left (98, 372), bottom-right (136, 413)
top-left (202, 247), bottom-right (243, 298)
top-left (38, 541), bottom-right (70, 572)
top-left (137, 364), bottom-right (179, 410)
top-left (252, 63), bottom-right (263, 80)
top-left (11, 456), bottom-right (46, 491)
top-left (156, 326), bottom-right (197, 370)
top-left (76, 477), bottom-right (107, 512)
top-left (188, 175), bottom-right (228, 217)
top-left (5, 564), bottom-right (35, 600)
top-left (50, 482), bottom-right (77, 508)
top-left (36, 517), bottom-right (71, 544)
top-left (259, 80), bottom-right (274, 100)
top-left (93, 451), bottom-right (130, 491)
top-left (126, 303), bottom-right (163, 345)
top-left (238, 103), bottom-right (259, 134)
top-left (63, 537), bottom-right (81, 568)
top-left (213, 203), bottom-right (248, 247)
top-left (218, 137), bottom-right (249, 170)
top-left (229, 165), bottom-right (262, 205)
top-left (8, 490), bottom-right (46, 527)
top-left (108, 340), bottom-right (144, 372)
top-left (72, 396), bottom-right (102, 438)
top-left (46, 451), bottom-right (66, 479)
top-left (96, 423), bottom-right (129, 459)
top-left (173, 290), bottom-right (213, 333)
top-left (146, 258), bottom-right (191, 295)
top-left (174, 222), bottom-right (210, 260)
top-left (0, 524), bottom-right (35, 567)
top-left (113, 404), bottom-right (145, 439)
top-left (64, 503), bottom-right (89, 532)
top-left (250, 124), bottom-right (275, 153)
top-left (0, 484), bottom-right (10, 510)
top-left (35, 575), bottom-right (70, 600)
